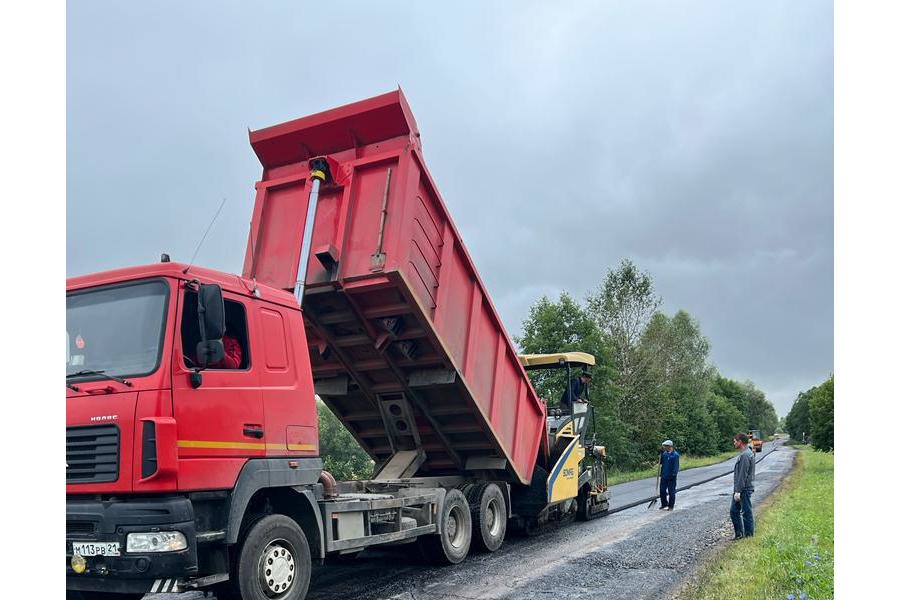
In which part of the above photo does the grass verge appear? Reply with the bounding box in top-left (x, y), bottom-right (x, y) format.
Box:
top-left (607, 451), bottom-right (737, 486)
top-left (681, 446), bottom-right (834, 600)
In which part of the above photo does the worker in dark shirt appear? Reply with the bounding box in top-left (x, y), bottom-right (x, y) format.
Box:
top-left (658, 440), bottom-right (680, 510)
top-left (560, 371), bottom-right (591, 413)
top-left (731, 432), bottom-right (756, 539)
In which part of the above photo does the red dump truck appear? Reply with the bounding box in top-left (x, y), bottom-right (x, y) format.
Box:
top-left (66, 91), bottom-right (609, 600)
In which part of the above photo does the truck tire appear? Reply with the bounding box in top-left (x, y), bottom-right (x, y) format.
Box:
top-left (418, 489), bottom-right (472, 565)
top-left (223, 514), bottom-right (312, 600)
top-left (466, 483), bottom-right (507, 552)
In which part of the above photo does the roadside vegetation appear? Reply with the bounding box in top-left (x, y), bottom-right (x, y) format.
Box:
top-left (784, 375), bottom-right (834, 451)
top-left (318, 400), bottom-right (374, 480)
top-left (515, 259), bottom-right (779, 471)
top-left (683, 447), bottom-right (834, 600)
top-left (606, 450), bottom-right (737, 486)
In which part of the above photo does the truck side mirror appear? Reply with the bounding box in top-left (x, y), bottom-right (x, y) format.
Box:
top-left (198, 284), bottom-right (226, 341)
top-left (195, 340), bottom-right (225, 368)
top-left (194, 283), bottom-right (226, 375)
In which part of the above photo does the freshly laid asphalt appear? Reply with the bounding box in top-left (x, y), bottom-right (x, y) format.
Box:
top-left (607, 437), bottom-right (784, 513)
top-left (149, 438), bottom-right (792, 600)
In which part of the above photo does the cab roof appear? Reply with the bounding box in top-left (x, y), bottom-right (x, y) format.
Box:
top-left (518, 352), bottom-right (596, 370)
top-left (65, 262), bottom-right (300, 310)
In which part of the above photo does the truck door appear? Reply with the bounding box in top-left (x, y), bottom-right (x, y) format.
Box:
top-left (256, 305), bottom-right (318, 458)
top-left (172, 284), bottom-right (264, 489)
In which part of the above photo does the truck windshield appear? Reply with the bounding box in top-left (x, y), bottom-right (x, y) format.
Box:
top-left (66, 280), bottom-right (169, 380)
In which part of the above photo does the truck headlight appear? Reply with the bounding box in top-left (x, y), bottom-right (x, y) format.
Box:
top-left (126, 531), bottom-right (187, 553)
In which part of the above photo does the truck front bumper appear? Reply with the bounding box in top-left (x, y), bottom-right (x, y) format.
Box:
top-left (66, 496), bottom-right (198, 594)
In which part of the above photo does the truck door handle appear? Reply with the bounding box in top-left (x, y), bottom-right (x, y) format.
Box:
top-left (243, 425), bottom-right (264, 439)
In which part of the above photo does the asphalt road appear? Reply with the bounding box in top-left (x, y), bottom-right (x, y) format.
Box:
top-left (151, 439), bottom-right (791, 600)
top-left (608, 437), bottom-right (785, 512)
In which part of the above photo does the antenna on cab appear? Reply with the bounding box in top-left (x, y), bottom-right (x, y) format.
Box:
top-left (183, 197), bottom-right (227, 274)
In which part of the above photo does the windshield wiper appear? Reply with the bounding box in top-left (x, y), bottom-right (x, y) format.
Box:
top-left (66, 383), bottom-right (79, 392)
top-left (66, 370), bottom-right (133, 387)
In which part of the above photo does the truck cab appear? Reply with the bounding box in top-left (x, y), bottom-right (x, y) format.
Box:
top-left (66, 262), bottom-right (323, 598)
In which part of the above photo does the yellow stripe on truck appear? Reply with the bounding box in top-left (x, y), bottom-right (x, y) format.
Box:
top-left (286, 443), bottom-right (316, 451)
top-left (177, 440), bottom-right (266, 450)
top-left (177, 440), bottom-right (316, 452)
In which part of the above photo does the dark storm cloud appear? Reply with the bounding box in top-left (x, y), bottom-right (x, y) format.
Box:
top-left (67, 1), bottom-right (833, 415)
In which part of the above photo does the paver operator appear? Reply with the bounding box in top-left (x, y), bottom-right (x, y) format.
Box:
top-left (658, 440), bottom-right (680, 510)
top-left (559, 370), bottom-right (591, 413)
top-left (731, 432), bottom-right (756, 539)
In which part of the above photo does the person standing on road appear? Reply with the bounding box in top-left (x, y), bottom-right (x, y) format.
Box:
top-left (731, 432), bottom-right (756, 539)
top-left (658, 440), bottom-right (679, 511)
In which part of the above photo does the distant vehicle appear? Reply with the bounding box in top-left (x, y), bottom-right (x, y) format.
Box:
top-left (748, 429), bottom-right (763, 453)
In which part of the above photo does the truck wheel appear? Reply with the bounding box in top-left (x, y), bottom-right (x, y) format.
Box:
top-left (418, 489), bottom-right (472, 565)
top-left (227, 514), bottom-right (311, 600)
top-left (467, 483), bottom-right (506, 552)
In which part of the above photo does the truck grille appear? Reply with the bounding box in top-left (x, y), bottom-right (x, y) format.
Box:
top-left (66, 520), bottom-right (96, 538)
top-left (66, 425), bottom-right (120, 484)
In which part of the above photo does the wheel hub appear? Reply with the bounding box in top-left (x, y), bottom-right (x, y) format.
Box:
top-left (447, 506), bottom-right (467, 548)
top-left (486, 499), bottom-right (502, 536)
top-left (447, 513), bottom-right (458, 540)
top-left (260, 541), bottom-right (295, 597)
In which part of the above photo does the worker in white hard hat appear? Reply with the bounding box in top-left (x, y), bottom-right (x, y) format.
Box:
top-left (658, 439), bottom-right (680, 511)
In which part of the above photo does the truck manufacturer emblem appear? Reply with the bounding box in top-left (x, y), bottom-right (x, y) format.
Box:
top-left (90, 415), bottom-right (118, 422)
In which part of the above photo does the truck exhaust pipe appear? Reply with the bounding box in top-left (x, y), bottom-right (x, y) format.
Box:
top-left (318, 470), bottom-right (338, 499)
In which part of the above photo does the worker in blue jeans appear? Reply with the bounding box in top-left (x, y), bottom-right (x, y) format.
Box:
top-left (730, 432), bottom-right (756, 539)
top-left (659, 440), bottom-right (679, 511)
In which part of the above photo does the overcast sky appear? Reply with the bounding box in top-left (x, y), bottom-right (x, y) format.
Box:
top-left (67, 1), bottom-right (833, 416)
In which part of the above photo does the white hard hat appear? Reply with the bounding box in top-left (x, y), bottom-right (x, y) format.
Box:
top-left (662, 440), bottom-right (674, 447)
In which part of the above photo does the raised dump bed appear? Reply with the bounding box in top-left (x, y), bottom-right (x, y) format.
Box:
top-left (242, 90), bottom-right (547, 485)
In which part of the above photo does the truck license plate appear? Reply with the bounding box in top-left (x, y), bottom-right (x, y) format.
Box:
top-left (72, 542), bottom-right (120, 557)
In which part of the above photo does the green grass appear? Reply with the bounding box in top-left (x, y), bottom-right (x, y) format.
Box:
top-left (682, 447), bottom-right (834, 600)
top-left (607, 451), bottom-right (737, 486)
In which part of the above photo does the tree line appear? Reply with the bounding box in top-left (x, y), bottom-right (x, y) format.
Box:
top-left (784, 375), bottom-right (834, 451)
top-left (516, 259), bottom-right (779, 470)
